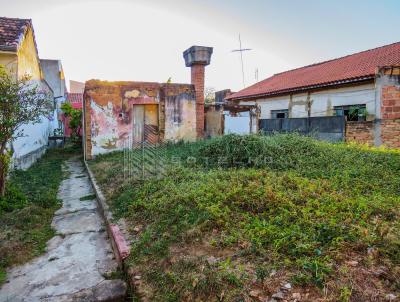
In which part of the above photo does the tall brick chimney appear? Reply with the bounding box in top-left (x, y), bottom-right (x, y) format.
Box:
top-left (183, 46), bottom-right (213, 138)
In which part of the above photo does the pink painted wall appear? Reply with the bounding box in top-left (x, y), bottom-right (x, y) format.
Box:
top-left (63, 93), bottom-right (83, 137)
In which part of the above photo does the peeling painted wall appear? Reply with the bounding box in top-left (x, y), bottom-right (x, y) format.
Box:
top-left (205, 105), bottom-right (224, 137)
top-left (16, 27), bottom-right (42, 80)
top-left (0, 52), bottom-right (17, 74)
top-left (164, 93), bottom-right (196, 141)
top-left (84, 80), bottom-right (196, 158)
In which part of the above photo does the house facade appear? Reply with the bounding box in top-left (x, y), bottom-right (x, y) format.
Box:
top-left (83, 46), bottom-right (213, 159)
top-left (0, 17), bottom-right (59, 169)
top-left (226, 42), bottom-right (400, 148)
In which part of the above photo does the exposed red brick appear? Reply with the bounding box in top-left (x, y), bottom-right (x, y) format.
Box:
top-left (381, 119), bottom-right (400, 148)
top-left (191, 64), bottom-right (205, 138)
top-left (345, 121), bottom-right (374, 145)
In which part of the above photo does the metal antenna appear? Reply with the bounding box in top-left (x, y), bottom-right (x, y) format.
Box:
top-left (231, 34), bottom-right (252, 88)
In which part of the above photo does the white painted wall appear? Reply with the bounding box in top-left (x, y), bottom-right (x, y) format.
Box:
top-left (292, 93), bottom-right (309, 117)
top-left (224, 111), bottom-right (251, 134)
top-left (310, 84), bottom-right (375, 118)
top-left (256, 96), bottom-right (290, 119)
top-left (256, 83), bottom-right (376, 119)
top-left (11, 80), bottom-right (57, 168)
top-left (12, 114), bottom-right (53, 158)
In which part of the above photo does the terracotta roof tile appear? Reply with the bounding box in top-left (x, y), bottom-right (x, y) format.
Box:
top-left (228, 42), bottom-right (400, 100)
top-left (0, 17), bottom-right (31, 52)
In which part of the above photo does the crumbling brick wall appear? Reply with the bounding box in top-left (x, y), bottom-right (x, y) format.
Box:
top-left (83, 80), bottom-right (196, 159)
top-left (345, 121), bottom-right (375, 145)
top-left (381, 119), bottom-right (400, 148)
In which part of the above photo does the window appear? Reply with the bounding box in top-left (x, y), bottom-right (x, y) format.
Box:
top-left (271, 109), bottom-right (289, 119)
top-left (334, 104), bottom-right (367, 121)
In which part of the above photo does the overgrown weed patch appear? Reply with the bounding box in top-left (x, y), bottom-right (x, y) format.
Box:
top-left (90, 134), bottom-right (400, 301)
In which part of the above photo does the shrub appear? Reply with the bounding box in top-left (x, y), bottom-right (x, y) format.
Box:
top-left (0, 183), bottom-right (27, 214)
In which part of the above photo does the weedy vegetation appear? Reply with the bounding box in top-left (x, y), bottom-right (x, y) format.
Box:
top-left (89, 134), bottom-right (400, 301)
top-left (0, 145), bottom-right (80, 284)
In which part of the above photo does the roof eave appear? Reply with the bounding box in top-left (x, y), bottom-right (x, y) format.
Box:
top-left (0, 47), bottom-right (17, 53)
top-left (227, 76), bottom-right (375, 102)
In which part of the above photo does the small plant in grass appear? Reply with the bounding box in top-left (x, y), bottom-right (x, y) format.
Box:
top-left (255, 265), bottom-right (268, 282)
top-left (339, 285), bottom-right (353, 302)
top-left (79, 194), bottom-right (96, 201)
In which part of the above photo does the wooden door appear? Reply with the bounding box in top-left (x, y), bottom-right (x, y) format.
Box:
top-left (132, 104), bottom-right (159, 144)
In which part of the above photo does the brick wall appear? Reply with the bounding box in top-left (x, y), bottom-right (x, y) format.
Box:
top-left (379, 62), bottom-right (400, 149)
top-left (345, 121), bottom-right (375, 145)
top-left (380, 84), bottom-right (400, 148)
top-left (381, 119), bottom-right (400, 148)
top-left (381, 85), bottom-right (400, 119)
top-left (191, 64), bottom-right (205, 138)
top-left (376, 66), bottom-right (400, 149)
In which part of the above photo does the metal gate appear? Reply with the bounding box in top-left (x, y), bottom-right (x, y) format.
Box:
top-left (259, 116), bottom-right (345, 142)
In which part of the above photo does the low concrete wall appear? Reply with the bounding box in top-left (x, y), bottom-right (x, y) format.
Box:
top-left (11, 145), bottom-right (47, 170)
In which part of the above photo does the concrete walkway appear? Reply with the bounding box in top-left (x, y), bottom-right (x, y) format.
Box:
top-left (0, 158), bottom-right (126, 302)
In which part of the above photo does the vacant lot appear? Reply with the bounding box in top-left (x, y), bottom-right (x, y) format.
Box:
top-left (0, 146), bottom-right (80, 284)
top-left (89, 134), bottom-right (400, 302)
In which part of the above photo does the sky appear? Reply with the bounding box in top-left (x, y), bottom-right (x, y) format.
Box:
top-left (1, 0), bottom-right (399, 92)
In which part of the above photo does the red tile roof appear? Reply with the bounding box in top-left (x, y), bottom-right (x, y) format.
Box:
top-left (66, 93), bottom-right (83, 109)
top-left (227, 42), bottom-right (400, 101)
top-left (0, 17), bottom-right (31, 52)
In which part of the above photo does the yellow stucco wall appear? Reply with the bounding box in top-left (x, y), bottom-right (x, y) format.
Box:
top-left (0, 26), bottom-right (42, 81)
top-left (0, 52), bottom-right (18, 75)
top-left (16, 27), bottom-right (42, 80)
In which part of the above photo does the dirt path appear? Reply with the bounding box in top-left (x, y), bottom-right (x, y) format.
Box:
top-left (0, 158), bottom-right (126, 302)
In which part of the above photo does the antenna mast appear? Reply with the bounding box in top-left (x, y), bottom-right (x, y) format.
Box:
top-left (231, 34), bottom-right (252, 88)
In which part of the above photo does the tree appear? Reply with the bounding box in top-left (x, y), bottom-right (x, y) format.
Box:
top-left (205, 87), bottom-right (216, 104)
top-left (0, 65), bottom-right (52, 196)
top-left (61, 102), bottom-right (82, 141)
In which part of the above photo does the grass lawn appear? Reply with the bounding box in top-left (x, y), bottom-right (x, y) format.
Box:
top-left (0, 145), bottom-right (80, 284)
top-left (89, 134), bottom-right (400, 302)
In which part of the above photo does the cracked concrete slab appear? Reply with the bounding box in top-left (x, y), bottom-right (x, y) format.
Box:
top-left (0, 158), bottom-right (126, 302)
top-left (52, 210), bottom-right (104, 234)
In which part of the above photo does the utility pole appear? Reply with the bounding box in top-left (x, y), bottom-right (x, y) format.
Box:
top-left (231, 34), bottom-right (252, 88)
